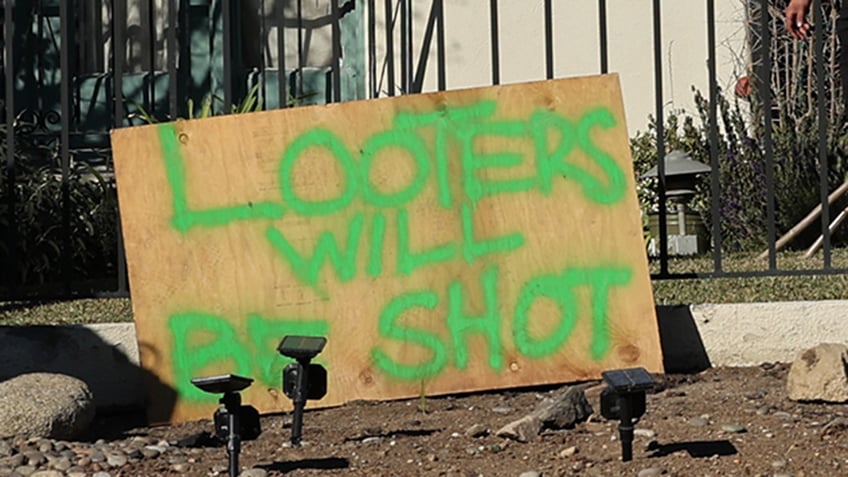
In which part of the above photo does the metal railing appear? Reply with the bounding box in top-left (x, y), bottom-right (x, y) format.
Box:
top-left (1, 0), bottom-right (845, 300)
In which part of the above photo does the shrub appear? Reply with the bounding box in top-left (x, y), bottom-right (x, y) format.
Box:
top-left (631, 87), bottom-right (848, 253)
top-left (0, 122), bottom-right (118, 291)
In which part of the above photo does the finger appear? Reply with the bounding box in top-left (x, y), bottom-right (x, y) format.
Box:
top-left (786, 11), bottom-right (807, 39)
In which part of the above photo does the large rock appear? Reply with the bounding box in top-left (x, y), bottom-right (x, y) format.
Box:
top-left (0, 373), bottom-right (95, 439)
top-left (787, 343), bottom-right (848, 403)
top-left (532, 386), bottom-right (593, 429)
top-left (495, 386), bottom-right (593, 442)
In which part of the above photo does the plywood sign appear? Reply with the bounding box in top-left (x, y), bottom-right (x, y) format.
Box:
top-left (111, 74), bottom-right (662, 424)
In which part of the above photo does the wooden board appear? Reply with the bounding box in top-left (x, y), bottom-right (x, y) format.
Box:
top-left (110, 74), bottom-right (663, 424)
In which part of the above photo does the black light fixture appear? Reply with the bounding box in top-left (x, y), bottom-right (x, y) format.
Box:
top-left (191, 374), bottom-right (261, 477)
top-left (278, 335), bottom-right (328, 446)
top-left (600, 367), bottom-right (656, 462)
top-left (642, 150), bottom-right (712, 255)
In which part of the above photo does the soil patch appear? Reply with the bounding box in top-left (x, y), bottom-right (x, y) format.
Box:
top-left (10, 364), bottom-right (848, 476)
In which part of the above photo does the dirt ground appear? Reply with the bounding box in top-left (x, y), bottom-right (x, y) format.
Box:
top-left (78, 364), bottom-right (848, 476)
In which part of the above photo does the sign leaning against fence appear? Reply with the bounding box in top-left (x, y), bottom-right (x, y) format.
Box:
top-left (110, 74), bottom-right (663, 424)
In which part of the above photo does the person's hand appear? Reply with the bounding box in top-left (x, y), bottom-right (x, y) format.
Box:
top-left (786, 0), bottom-right (813, 40)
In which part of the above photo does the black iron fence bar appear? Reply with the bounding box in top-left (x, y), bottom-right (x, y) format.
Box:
top-left (707, 0), bottom-right (723, 273)
top-left (331, 0), bottom-right (342, 102)
top-left (3, 0), bottom-right (17, 293)
top-left (179, 0), bottom-right (189, 116)
top-left (147, 0), bottom-right (156, 116)
top-left (36, 1), bottom-right (44, 102)
top-left (113, 0), bottom-right (128, 296)
top-left (277, 1), bottom-right (287, 106)
top-left (411, 0), bottom-right (437, 94)
top-left (598, 0), bottom-right (608, 74)
top-left (652, 0), bottom-right (669, 276)
top-left (435, 0), bottom-right (445, 91)
top-left (296, 0), bottom-right (304, 98)
top-left (544, 0), bottom-right (553, 80)
top-left (383, 0), bottom-right (395, 96)
top-left (760, 0), bottom-right (777, 270)
top-left (222, 0), bottom-right (233, 107)
top-left (489, 0), bottom-right (500, 85)
top-left (657, 267), bottom-right (848, 280)
top-left (399, 0), bottom-right (412, 94)
top-left (405, 0), bottom-right (413, 93)
top-left (814, 0), bottom-right (832, 267)
top-left (60, 0), bottom-right (73, 292)
top-left (113, 0), bottom-right (126, 126)
top-left (367, 0), bottom-right (376, 98)
top-left (168, 0), bottom-right (178, 118)
top-left (259, 0), bottom-right (267, 106)
top-left (86, 2), bottom-right (99, 82)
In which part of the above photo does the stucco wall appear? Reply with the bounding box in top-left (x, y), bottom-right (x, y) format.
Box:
top-left (368, 0), bottom-right (749, 133)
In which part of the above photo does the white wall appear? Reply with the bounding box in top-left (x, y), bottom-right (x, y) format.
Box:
top-left (369, 0), bottom-right (750, 134)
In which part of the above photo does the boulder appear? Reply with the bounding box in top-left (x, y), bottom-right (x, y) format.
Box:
top-left (0, 373), bottom-right (95, 439)
top-left (787, 343), bottom-right (848, 403)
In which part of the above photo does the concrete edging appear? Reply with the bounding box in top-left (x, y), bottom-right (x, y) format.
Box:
top-left (2, 300), bottom-right (845, 411)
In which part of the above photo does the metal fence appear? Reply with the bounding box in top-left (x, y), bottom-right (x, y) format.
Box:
top-left (1, 0), bottom-right (846, 300)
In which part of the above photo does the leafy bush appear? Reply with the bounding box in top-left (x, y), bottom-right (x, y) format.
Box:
top-left (631, 87), bottom-right (848, 252)
top-left (0, 122), bottom-right (118, 291)
top-left (632, 1), bottom-right (848, 253)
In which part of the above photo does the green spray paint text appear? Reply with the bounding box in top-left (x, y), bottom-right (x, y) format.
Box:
top-left (370, 264), bottom-right (632, 381)
top-left (159, 98), bottom-right (636, 392)
top-left (158, 102), bottom-right (626, 288)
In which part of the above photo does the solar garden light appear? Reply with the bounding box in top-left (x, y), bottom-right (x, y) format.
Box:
top-left (278, 335), bottom-right (328, 446)
top-left (600, 367), bottom-right (657, 462)
top-left (191, 374), bottom-right (261, 477)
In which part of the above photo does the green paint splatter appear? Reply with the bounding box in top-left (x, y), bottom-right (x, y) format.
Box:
top-left (279, 128), bottom-right (359, 216)
top-left (396, 208), bottom-right (456, 276)
top-left (513, 273), bottom-right (579, 359)
top-left (158, 124), bottom-right (285, 233)
top-left (446, 265), bottom-right (503, 371)
top-left (457, 119), bottom-right (536, 203)
top-left (168, 312), bottom-right (253, 402)
top-left (169, 312), bottom-right (329, 402)
top-left (264, 212), bottom-right (365, 293)
top-left (359, 129), bottom-right (431, 208)
top-left (246, 314), bottom-right (329, 386)
top-left (460, 202), bottom-right (524, 263)
top-left (512, 266), bottom-right (632, 361)
top-left (576, 108), bottom-right (627, 205)
top-left (371, 290), bottom-right (448, 381)
top-left (530, 108), bottom-right (626, 204)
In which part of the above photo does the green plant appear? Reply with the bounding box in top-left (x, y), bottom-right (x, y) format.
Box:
top-left (632, 2), bottom-right (848, 253)
top-left (0, 122), bottom-right (118, 289)
top-left (631, 84), bottom-right (848, 253)
top-left (128, 83), bottom-right (318, 124)
top-left (417, 380), bottom-right (429, 413)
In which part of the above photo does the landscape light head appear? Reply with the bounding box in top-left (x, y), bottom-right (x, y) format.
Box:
top-left (278, 335), bottom-right (328, 446)
top-left (191, 374), bottom-right (253, 395)
top-left (190, 374), bottom-right (261, 477)
top-left (277, 335), bottom-right (327, 361)
top-left (600, 367), bottom-right (656, 462)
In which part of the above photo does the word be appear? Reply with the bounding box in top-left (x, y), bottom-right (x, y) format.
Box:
top-left (168, 312), bottom-right (328, 402)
